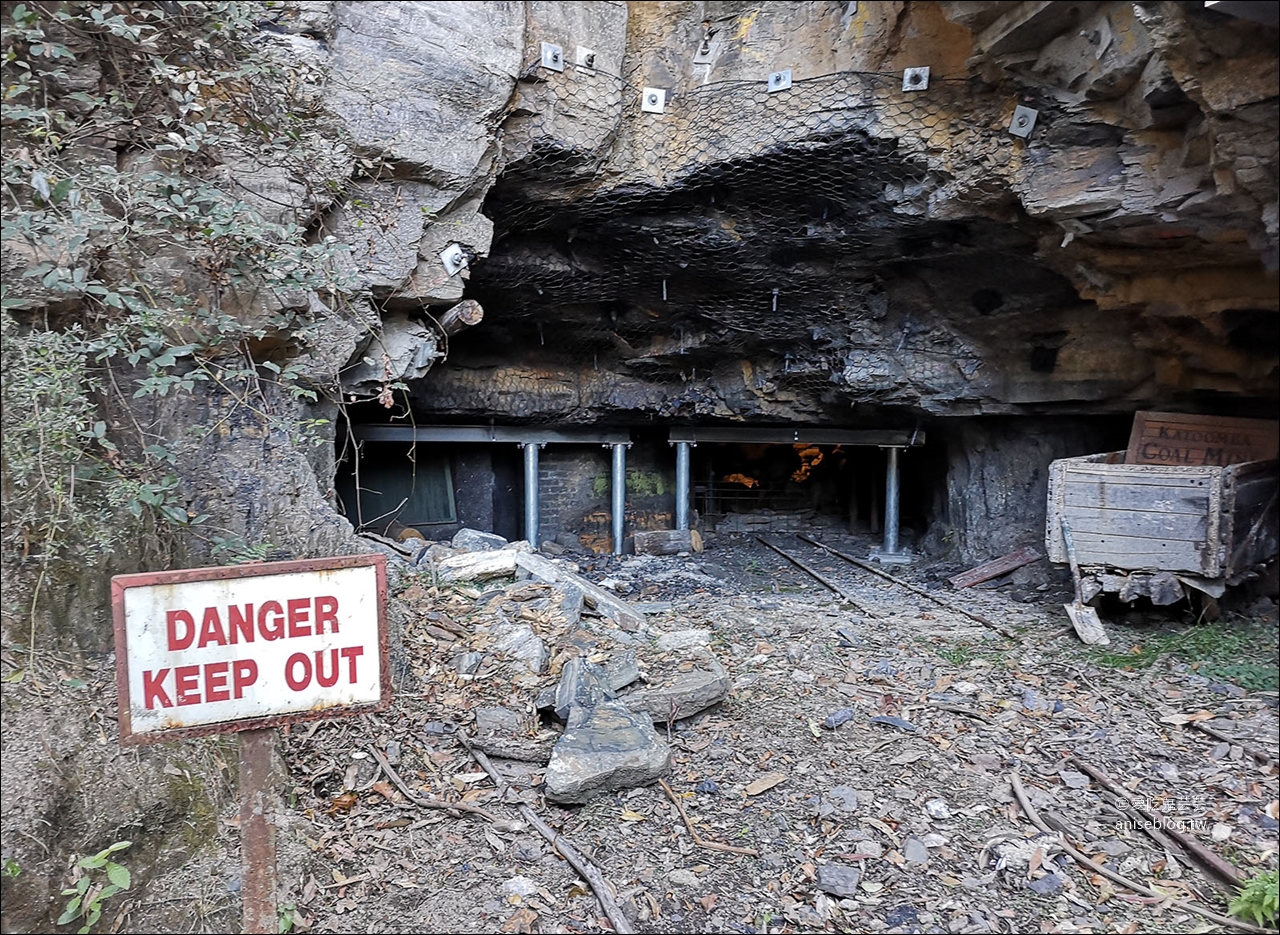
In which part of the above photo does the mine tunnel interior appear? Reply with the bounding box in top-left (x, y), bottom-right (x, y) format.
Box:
top-left (334, 423), bottom-right (948, 553)
top-left (691, 442), bottom-right (934, 539)
top-left (336, 441), bottom-right (525, 543)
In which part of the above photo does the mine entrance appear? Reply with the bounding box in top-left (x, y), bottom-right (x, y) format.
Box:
top-left (337, 424), bottom-right (930, 555)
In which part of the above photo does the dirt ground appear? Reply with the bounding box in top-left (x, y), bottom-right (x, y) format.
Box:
top-left (3, 533), bottom-right (1278, 934)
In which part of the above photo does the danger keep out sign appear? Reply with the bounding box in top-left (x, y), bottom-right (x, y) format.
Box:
top-left (112, 555), bottom-right (388, 744)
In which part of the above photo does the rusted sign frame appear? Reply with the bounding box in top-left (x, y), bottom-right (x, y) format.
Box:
top-left (112, 554), bottom-right (390, 746)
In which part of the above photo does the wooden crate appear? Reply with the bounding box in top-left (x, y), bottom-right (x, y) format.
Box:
top-left (1045, 452), bottom-right (1278, 580)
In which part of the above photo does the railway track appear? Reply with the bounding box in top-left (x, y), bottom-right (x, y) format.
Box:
top-left (755, 533), bottom-right (1021, 640)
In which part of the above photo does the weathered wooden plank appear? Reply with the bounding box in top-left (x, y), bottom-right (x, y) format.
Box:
top-left (1071, 531), bottom-right (1210, 574)
top-left (1127, 411), bottom-right (1279, 466)
top-left (1061, 468), bottom-right (1215, 488)
top-left (1063, 483), bottom-right (1209, 514)
top-left (948, 546), bottom-right (1042, 589)
top-left (1062, 505), bottom-right (1207, 541)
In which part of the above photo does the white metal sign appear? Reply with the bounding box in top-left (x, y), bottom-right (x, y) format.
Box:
top-left (112, 555), bottom-right (388, 744)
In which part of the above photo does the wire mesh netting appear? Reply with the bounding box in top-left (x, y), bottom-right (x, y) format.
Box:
top-left (441, 49), bottom-right (1019, 423)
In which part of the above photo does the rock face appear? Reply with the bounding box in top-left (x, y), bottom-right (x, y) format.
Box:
top-left (398, 0), bottom-right (1277, 559)
top-left (543, 701), bottom-right (671, 804)
top-left (404, 0), bottom-right (1276, 428)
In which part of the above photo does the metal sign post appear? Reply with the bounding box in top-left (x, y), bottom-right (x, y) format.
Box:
top-left (111, 554), bottom-right (389, 934)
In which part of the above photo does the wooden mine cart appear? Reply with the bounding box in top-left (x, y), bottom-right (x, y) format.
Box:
top-left (1045, 452), bottom-right (1279, 604)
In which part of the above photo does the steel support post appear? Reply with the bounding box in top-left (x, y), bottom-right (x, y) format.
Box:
top-left (675, 442), bottom-right (691, 531)
top-left (522, 442), bottom-right (540, 546)
top-left (611, 443), bottom-right (626, 554)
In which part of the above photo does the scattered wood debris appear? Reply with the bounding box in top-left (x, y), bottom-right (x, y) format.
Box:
top-left (948, 545), bottom-right (1042, 589)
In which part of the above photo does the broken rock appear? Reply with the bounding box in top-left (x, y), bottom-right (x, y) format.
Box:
top-left (904, 836), bottom-right (930, 865)
top-left (475, 705), bottom-right (524, 736)
top-left (544, 701), bottom-right (670, 804)
top-left (537, 650), bottom-right (641, 717)
top-left (490, 617), bottom-right (547, 674)
top-left (553, 580), bottom-right (584, 626)
top-left (815, 863), bottom-right (862, 898)
top-left (622, 648), bottom-right (731, 722)
top-left (501, 876), bottom-right (539, 900)
top-left (655, 628), bottom-right (712, 652)
top-left (436, 548), bottom-right (518, 584)
top-left (550, 658), bottom-right (615, 720)
top-left (452, 528), bottom-right (508, 552)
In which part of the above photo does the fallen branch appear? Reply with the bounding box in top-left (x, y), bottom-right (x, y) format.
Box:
top-left (458, 733), bottom-right (636, 935)
top-left (1009, 772), bottom-right (1262, 933)
top-left (927, 702), bottom-right (992, 724)
top-left (1188, 721), bottom-right (1274, 766)
top-left (659, 778), bottom-right (759, 857)
top-left (1066, 756), bottom-right (1244, 889)
top-left (798, 535), bottom-right (1019, 639)
top-left (367, 745), bottom-right (523, 832)
top-left (755, 537), bottom-right (877, 617)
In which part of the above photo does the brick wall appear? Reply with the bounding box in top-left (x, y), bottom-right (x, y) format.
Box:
top-left (538, 441), bottom-right (678, 550)
top-left (538, 447), bottom-right (609, 544)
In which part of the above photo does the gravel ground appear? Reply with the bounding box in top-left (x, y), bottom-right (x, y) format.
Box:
top-left (264, 532), bottom-right (1279, 935)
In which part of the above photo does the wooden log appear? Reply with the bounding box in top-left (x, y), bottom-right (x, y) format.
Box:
top-left (515, 552), bottom-right (644, 631)
top-left (633, 529), bottom-right (703, 555)
top-left (948, 546), bottom-right (1042, 589)
top-left (1009, 772), bottom-right (1265, 934)
top-left (1188, 721), bottom-right (1273, 766)
top-left (436, 299), bottom-right (484, 336)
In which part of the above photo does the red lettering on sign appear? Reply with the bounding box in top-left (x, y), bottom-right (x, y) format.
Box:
top-left (233, 659), bottom-right (258, 698)
top-left (166, 610), bottom-right (194, 651)
top-left (285, 652), bottom-right (310, 691)
top-left (314, 595), bottom-right (339, 634)
top-left (175, 665), bottom-right (201, 706)
top-left (205, 661), bottom-right (230, 702)
top-left (259, 601), bottom-right (285, 640)
top-left (282, 645), bottom-right (365, 693)
top-left (314, 648), bottom-right (339, 687)
top-left (143, 668), bottom-right (172, 709)
top-left (228, 603), bottom-right (254, 644)
top-left (287, 598), bottom-right (311, 638)
top-left (197, 606), bottom-right (227, 648)
top-left (341, 645), bottom-right (363, 683)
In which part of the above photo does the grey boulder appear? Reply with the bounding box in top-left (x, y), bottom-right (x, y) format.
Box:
top-left (452, 528), bottom-right (509, 552)
top-left (544, 701), bottom-right (670, 804)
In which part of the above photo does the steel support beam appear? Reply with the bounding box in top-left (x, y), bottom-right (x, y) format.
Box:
top-left (611, 443), bottom-right (627, 555)
top-left (353, 425), bottom-right (631, 445)
top-left (668, 427), bottom-right (924, 447)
